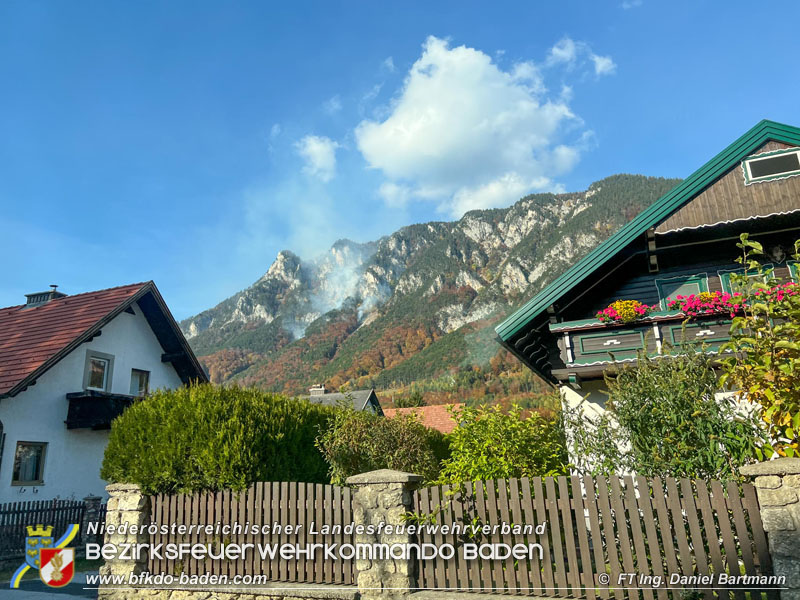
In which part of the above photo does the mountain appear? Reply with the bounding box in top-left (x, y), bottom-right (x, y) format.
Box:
top-left (181, 174), bottom-right (681, 404)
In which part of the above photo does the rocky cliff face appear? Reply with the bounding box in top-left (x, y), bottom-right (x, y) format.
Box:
top-left (181, 174), bottom-right (681, 392)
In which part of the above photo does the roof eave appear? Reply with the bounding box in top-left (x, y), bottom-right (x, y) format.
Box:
top-left (2, 282), bottom-right (208, 399)
top-left (3, 283), bottom-right (153, 399)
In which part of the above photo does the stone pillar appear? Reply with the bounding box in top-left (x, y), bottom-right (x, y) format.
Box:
top-left (81, 494), bottom-right (103, 544)
top-left (99, 483), bottom-right (151, 582)
top-left (741, 458), bottom-right (800, 600)
top-left (346, 469), bottom-right (422, 599)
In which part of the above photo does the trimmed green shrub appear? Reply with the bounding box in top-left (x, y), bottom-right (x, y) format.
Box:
top-left (101, 384), bottom-right (336, 494)
top-left (437, 401), bottom-right (568, 483)
top-left (316, 408), bottom-right (450, 484)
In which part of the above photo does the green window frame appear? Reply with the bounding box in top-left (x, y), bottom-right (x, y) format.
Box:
top-left (742, 147), bottom-right (800, 185)
top-left (718, 264), bottom-right (774, 295)
top-left (655, 274), bottom-right (709, 309)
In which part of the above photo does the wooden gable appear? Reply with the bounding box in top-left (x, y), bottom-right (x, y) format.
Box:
top-left (656, 141), bottom-right (800, 234)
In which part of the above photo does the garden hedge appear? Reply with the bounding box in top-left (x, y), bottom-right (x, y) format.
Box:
top-left (101, 384), bottom-right (336, 494)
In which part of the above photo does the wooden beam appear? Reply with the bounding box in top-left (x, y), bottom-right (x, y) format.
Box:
top-left (161, 352), bottom-right (184, 363)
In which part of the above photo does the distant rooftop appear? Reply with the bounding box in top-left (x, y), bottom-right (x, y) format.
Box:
top-left (303, 386), bottom-right (382, 414)
top-left (383, 403), bottom-right (463, 434)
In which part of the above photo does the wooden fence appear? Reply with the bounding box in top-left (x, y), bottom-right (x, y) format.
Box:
top-left (148, 481), bottom-right (355, 585)
top-left (0, 499), bottom-right (86, 559)
top-left (414, 476), bottom-right (774, 599)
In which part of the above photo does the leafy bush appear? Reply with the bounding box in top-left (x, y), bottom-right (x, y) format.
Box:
top-left (316, 407), bottom-right (450, 484)
top-left (719, 234), bottom-right (800, 458)
top-left (101, 384), bottom-right (335, 493)
top-left (437, 401), bottom-right (568, 483)
top-left (565, 347), bottom-right (765, 480)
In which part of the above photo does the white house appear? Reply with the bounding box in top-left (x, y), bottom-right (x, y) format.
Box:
top-left (0, 282), bottom-right (207, 503)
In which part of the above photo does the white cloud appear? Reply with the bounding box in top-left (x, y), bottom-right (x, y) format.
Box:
top-left (270, 123), bottom-right (281, 139)
top-left (621, 0), bottom-right (642, 8)
top-left (379, 182), bottom-right (412, 208)
top-left (355, 36), bottom-right (590, 217)
top-left (546, 37), bottom-right (616, 78)
top-left (381, 57), bottom-right (395, 73)
top-left (590, 53), bottom-right (617, 76)
top-left (547, 37), bottom-right (578, 66)
top-left (295, 135), bottom-right (340, 182)
top-left (323, 95), bottom-right (342, 114)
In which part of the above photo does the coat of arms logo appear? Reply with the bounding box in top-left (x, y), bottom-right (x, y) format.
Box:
top-left (24, 525), bottom-right (54, 569)
top-left (39, 547), bottom-right (75, 587)
top-left (10, 523), bottom-right (79, 589)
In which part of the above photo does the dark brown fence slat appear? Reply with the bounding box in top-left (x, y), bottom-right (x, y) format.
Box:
top-left (710, 480), bottom-right (746, 600)
top-left (496, 479), bottom-right (518, 594)
top-left (509, 478), bottom-right (532, 595)
top-left (463, 481), bottom-right (482, 592)
top-left (473, 480), bottom-right (493, 593)
top-left (664, 478), bottom-right (693, 581)
top-left (431, 484), bottom-right (448, 590)
top-left (609, 477), bottom-right (635, 600)
top-left (531, 477), bottom-right (555, 595)
top-left (545, 476), bottom-right (568, 597)
top-left (725, 481), bottom-right (756, 576)
top-left (621, 477), bottom-right (651, 600)
top-left (343, 484), bottom-right (354, 585)
top-left (694, 480), bottom-right (728, 599)
top-left (486, 479), bottom-right (506, 593)
top-left (417, 486), bottom-right (431, 589)
top-left (742, 483), bottom-right (777, 600)
top-left (583, 477), bottom-right (608, 600)
top-left (441, 484), bottom-right (459, 591)
top-left (323, 484), bottom-right (333, 584)
top-left (557, 476), bottom-right (580, 598)
top-left (650, 477), bottom-right (681, 586)
top-left (679, 480), bottom-right (713, 600)
top-left (595, 478), bottom-right (622, 600)
top-left (570, 476), bottom-right (594, 600)
top-left (451, 483), bottom-right (473, 592)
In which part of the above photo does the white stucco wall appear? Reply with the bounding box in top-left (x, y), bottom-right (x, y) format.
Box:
top-left (0, 305), bottom-right (184, 503)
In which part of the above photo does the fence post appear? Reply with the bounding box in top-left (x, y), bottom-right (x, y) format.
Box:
top-left (99, 483), bottom-right (150, 582)
top-left (81, 495), bottom-right (102, 544)
top-left (346, 469), bottom-right (422, 599)
top-left (741, 458), bottom-right (800, 600)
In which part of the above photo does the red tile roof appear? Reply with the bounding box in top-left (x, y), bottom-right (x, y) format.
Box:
top-left (0, 283), bottom-right (149, 396)
top-left (383, 403), bottom-right (464, 434)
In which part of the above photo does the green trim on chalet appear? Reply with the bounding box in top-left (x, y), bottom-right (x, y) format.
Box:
top-left (654, 273), bottom-right (709, 309)
top-left (495, 119), bottom-right (800, 342)
top-left (742, 146), bottom-right (800, 185)
top-left (717, 264), bottom-right (775, 294)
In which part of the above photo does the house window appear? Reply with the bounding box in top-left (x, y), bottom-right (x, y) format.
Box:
top-left (719, 266), bottom-right (774, 295)
top-left (12, 442), bottom-right (46, 485)
top-left (130, 369), bottom-right (150, 397)
top-left (84, 351), bottom-right (114, 392)
top-left (655, 274), bottom-right (709, 309)
top-left (742, 148), bottom-right (800, 185)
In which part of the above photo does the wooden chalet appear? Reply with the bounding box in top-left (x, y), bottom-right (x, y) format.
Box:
top-left (495, 120), bottom-right (800, 409)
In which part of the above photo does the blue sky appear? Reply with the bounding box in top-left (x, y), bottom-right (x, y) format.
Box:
top-left (2, 1), bottom-right (799, 319)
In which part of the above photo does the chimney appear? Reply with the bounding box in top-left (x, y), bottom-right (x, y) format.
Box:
top-left (25, 285), bottom-right (67, 308)
top-left (309, 384), bottom-right (326, 396)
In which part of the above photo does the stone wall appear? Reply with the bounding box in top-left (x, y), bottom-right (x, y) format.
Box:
top-left (346, 470), bottom-right (422, 600)
top-left (741, 457), bottom-right (800, 600)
